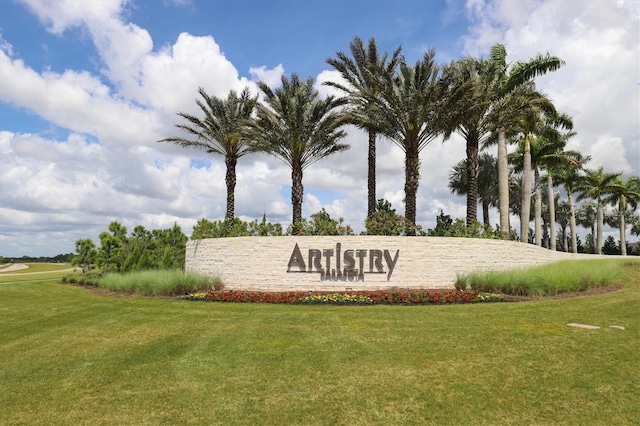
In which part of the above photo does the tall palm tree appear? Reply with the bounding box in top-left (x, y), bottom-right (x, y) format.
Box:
top-left (576, 200), bottom-right (598, 253)
top-left (441, 56), bottom-right (497, 227)
top-left (375, 48), bottom-right (447, 232)
top-left (487, 44), bottom-right (565, 238)
top-left (603, 176), bottom-right (640, 255)
top-left (630, 212), bottom-right (640, 240)
top-left (555, 199), bottom-right (571, 251)
top-left (325, 36), bottom-right (402, 217)
top-left (159, 87), bottom-right (257, 222)
top-left (575, 167), bottom-right (622, 254)
top-left (514, 121), bottom-right (577, 248)
top-left (551, 152), bottom-right (590, 253)
top-left (247, 74), bottom-right (349, 233)
top-left (542, 143), bottom-right (586, 251)
top-left (448, 152), bottom-right (498, 226)
top-left (508, 93), bottom-right (572, 245)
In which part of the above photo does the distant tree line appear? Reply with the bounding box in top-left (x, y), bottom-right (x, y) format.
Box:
top-left (0, 253), bottom-right (73, 264)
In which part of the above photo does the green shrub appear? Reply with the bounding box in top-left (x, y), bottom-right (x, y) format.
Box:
top-left (365, 199), bottom-right (425, 236)
top-left (287, 208), bottom-right (354, 236)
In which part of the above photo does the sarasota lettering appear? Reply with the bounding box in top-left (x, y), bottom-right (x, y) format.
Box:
top-left (287, 243), bottom-right (399, 281)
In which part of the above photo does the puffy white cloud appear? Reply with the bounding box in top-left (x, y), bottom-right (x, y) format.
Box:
top-left (585, 135), bottom-right (634, 174)
top-left (249, 64), bottom-right (285, 88)
top-left (463, 0), bottom-right (639, 177)
top-left (314, 69), bottom-right (350, 99)
top-left (19, 0), bottom-right (125, 35)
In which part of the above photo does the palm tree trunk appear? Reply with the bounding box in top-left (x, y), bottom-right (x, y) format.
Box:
top-left (520, 134), bottom-right (532, 243)
top-left (367, 129), bottom-right (377, 218)
top-left (619, 198), bottom-right (627, 256)
top-left (466, 136), bottom-right (479, 227)
top-left (404, 146), bottom-right (420, 234)
top-left (534, 168), bottom-right (542, 246)
top-left (568, 190), bottom-right (577, 254)
top-left (596, 198), bottom-right (604, 254)
top-left (225, 156), bottom-right (237, 222)
top-left (547, 175), bottom-right (556, 251)
top-left (542, 217), bottom-right (549, 248)
top-left (498, 128), bottom-right (510, 238)
top-left (291, 162), bottom-right (304, 235)
top-left (482, 201), bottom-right (490, 227)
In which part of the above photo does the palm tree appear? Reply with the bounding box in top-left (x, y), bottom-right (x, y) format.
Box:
top-left (159, 87), bottom-right (257, 222)
top-left (508, 94), bottom-right (573, 245)
top-left (247, 74), bottom-right (349, 233)
top-left (551, 152), bottom-right (591, 253)
top-left (325, 36), bottom-right (402, 217)
top-left (441, 56), bottom-right (497, 227)
top-left (543, 143), bottom-right (586, 251)
top-left (603, 176), bottom-right (640, 255)
top-left (375, 48), bottom-right (448, 232)
top-left (575, 167), bottom-right (622, 254)
top-left (630, 212), bottom-right (640, 240)
top-left (448, 152), bottom-right (498, 226)
top-left (487, 44), bottom-right (565, 239)
top-left (555, 199), bottom-right (571, 251)
top-left (576, 200), bottom-right (598, 253)
top-left (517, 122), bottom-right (577, 249)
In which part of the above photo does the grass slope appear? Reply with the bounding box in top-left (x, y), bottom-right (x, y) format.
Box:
top-left (0, 264), bottom-right (638, 425)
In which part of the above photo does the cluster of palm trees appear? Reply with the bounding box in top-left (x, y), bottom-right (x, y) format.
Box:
top-left (449, 153), bottom-right (640, 255)
top-left (159, 36), bottom-right (639, 252)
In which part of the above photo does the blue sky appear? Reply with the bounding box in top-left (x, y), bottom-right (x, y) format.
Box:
top-left (0, 0), bottom-right (638, 257)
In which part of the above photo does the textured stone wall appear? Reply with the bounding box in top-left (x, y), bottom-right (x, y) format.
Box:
top-left (185, 236), bottom-right (604, 291)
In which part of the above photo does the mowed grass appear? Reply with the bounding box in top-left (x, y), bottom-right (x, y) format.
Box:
top-left (0, 262), bottom-right (638, 425)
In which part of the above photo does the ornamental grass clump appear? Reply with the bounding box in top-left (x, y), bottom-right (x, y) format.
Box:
top-left (97, 270), bottom-right (216, 296)
top-left (462, 259), bottom-right (629, 296)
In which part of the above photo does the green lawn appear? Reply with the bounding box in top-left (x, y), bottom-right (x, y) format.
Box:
top-left (1, 263), bottom-right (638, 425)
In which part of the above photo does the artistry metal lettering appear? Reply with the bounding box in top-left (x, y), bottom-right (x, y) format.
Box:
top-left (287, 243), bottom-right (399, 281)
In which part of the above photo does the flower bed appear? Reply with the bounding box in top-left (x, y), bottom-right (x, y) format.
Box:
top-left (183, 289), bottom-right (504, 305)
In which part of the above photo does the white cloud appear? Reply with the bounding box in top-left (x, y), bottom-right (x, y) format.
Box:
top-left (315, 69), bottom-right (350, 99)
top-left (463, 0), bottom-right (639, 177)
top-left (586, 135), bottom-right (634, 174)
top-left (19, 0), bottom-right (125, 35)
top-left (249, 64), bottom-right (284, 87)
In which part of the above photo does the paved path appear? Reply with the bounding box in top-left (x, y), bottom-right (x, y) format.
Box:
top-left (0, 263), bottom-right (29, 272)
top-left (0, 264), bottom-right (78, 275)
